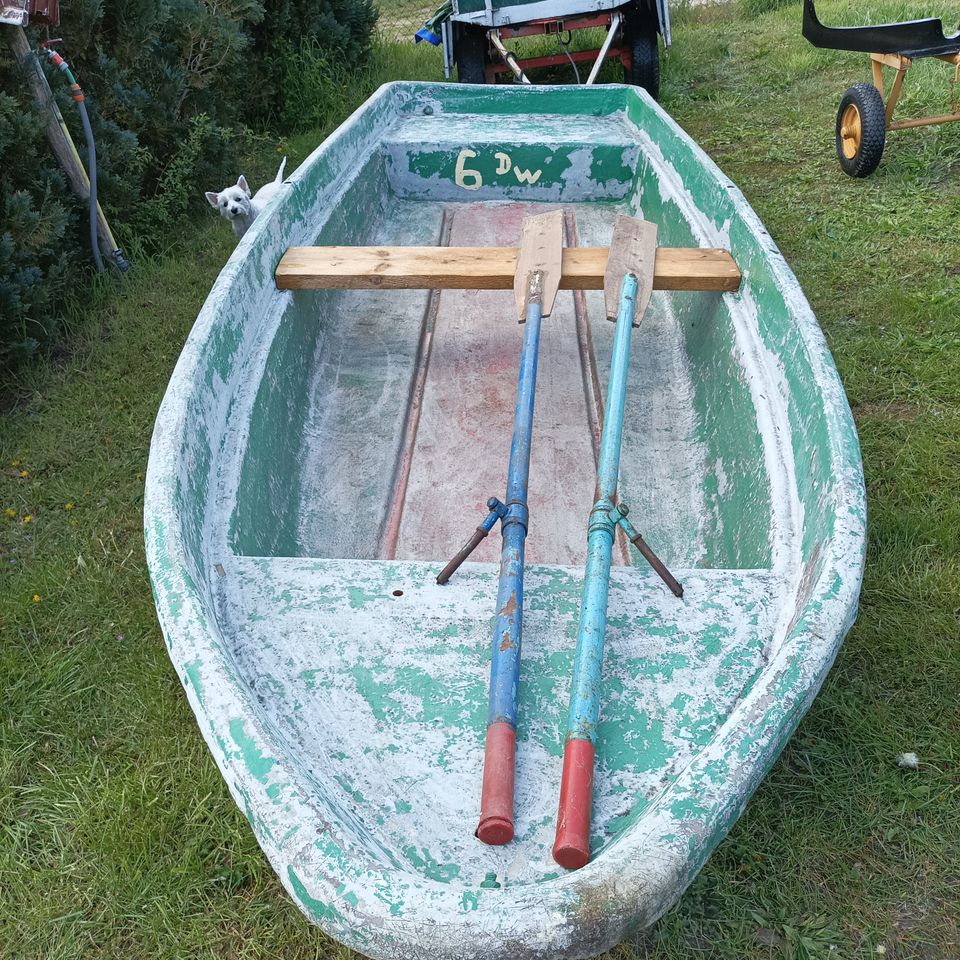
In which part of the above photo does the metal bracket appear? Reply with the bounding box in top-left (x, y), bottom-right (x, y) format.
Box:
top-left (489, 31), bottom-right (531, 84)
top-left (585, 11), bottom-right (622, 85)
top-left (436, 497), bottom-right (506, 585)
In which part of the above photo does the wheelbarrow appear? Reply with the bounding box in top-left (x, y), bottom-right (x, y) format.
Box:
top-left (803, 0), bottom-right (960, 176)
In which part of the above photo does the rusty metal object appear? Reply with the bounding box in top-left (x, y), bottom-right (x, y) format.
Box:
top-left (382, 208), bottom-right (454, 559)
top-left (615, 505), bottom-right (684, 598)
top-left (436, 498), bottom-right (506, 584)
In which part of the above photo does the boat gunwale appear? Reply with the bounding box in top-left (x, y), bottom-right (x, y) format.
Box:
top-left (144, 81), bottom-right (866, 959)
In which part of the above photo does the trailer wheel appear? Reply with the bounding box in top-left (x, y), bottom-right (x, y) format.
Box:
top-left (836, 83), bottom-right (886, 177)
top-left (624, 10), bottom-right (660, 100)
top-left (456, 24), bottom-right (489, 84)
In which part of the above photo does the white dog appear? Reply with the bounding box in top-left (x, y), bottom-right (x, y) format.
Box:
top-left (206, 157), bottom-right (287, 240)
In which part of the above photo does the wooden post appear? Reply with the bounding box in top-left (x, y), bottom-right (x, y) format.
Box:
top-left (6, 26), bottom-right (119, 261)
top-left (885, 65), bottom-right (908, 126)
top-left (871, 56), bottom-right (885, 97)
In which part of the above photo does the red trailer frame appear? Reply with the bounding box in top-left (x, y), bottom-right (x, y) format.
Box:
top-left (483, 11), bottom-right (630, 82)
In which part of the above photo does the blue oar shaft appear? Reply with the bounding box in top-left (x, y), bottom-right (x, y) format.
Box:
top-left (553, 273), bottom-right (639, 869)
top-left (477, 288), bottom-right (544, 846)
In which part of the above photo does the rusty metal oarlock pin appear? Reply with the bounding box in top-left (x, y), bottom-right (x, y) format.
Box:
top-left (435, 498), bottom-right (506, 585)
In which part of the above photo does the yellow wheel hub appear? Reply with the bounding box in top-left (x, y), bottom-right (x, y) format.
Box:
top-left (840, 103), bottom-right (862, 160)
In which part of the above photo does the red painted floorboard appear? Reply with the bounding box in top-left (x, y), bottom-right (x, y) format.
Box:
top-left (395, 203), bottom-right (605, 567)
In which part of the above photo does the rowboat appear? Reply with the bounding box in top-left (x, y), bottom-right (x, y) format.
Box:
top-left (145, 83), bottom-right (866, 959)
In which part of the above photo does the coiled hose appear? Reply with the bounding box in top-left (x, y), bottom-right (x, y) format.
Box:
top-left (44, 46), bottom-right (105, 273)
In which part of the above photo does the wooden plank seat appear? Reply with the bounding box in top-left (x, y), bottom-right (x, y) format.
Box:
top-left (275, 245), bottom-right (741, 294)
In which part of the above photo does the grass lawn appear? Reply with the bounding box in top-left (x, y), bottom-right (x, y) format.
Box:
top-left (2, 2), bottom-right (958, 957)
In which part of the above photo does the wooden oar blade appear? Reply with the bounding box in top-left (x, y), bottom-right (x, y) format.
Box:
top-left (604, 216), bottom-right (659, 324)
top-left (513, 209), bottom-right (563, 322)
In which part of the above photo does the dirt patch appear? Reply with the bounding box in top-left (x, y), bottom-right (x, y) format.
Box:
top-left (852, 400), bottom-right (921, 422)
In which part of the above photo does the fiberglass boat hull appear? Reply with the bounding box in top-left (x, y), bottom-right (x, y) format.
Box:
top-left (145, 83), bottom-right (865, 959)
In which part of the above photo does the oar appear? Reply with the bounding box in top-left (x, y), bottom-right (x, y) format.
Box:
top-left (552, 216), bottom-right (682, 870)
top-left (435, 210), bottom-right (563, 845)
top-left (477, 210), bottom-right (563, 845)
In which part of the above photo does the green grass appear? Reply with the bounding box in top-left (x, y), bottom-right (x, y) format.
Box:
top-left (277, 37), bottom-right (445, 133)
top-left (2, 1), bottom-right (959, 957)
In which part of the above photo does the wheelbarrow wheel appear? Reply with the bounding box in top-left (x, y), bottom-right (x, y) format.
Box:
top-left (624, 8), bottom-right (660, 100)
top-left (456, 24), bottom-right (488, 84)
top-left (836, 83), bottom-right (886, 177)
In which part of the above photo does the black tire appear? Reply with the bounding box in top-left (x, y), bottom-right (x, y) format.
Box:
top-left (836, 83), bottom-right (886, 178)
top-left (456, 24), bottom-right (488, 84)
top-left (623, 7), bottom-right (660, 100)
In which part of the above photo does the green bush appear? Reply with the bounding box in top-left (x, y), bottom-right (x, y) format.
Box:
top-left (275, 40), bottom-right (358, 133)
top-left (0, 87), bottom-right (72, 364)
top-left (248, 0), bottom-right (378, 125)
top-left (55, 0), bottom-right (265, 235)
top-left (0, 0), bottom-right (377, 366)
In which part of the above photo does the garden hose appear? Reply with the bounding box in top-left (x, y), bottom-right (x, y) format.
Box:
top-left (557, 31), bottom-right (581, 84)
top-left (43, 44), bottom-right (107, 273)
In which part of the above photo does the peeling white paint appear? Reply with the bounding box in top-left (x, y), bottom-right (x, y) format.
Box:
top-left (145, 83), bottom-right (866, 960)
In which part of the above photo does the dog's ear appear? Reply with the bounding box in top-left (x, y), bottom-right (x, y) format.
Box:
top-left (237, 175), bottom-right (251, 197)
top-left (205, 191), bottom-right (220, 207)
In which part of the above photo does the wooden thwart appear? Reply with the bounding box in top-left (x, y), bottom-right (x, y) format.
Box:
top-left (276, 245), bottom-right (741, 293)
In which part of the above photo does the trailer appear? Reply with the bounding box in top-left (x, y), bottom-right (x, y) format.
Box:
top-left (438, 0), bottom-right (669, 98)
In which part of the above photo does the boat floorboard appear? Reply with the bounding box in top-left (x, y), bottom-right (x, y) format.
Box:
top-left (394, 201), bottom-right (599, 566)
top-left (215, 556), bottom-right (780, 885)
top-left (292, 201), bottom-right (709, 568)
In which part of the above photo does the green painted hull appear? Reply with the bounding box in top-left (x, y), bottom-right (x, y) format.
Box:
top-left (145, 83), bottom-right (866, 959)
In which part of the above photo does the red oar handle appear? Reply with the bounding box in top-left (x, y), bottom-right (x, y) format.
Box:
top-left (552, 738), bottom-right (595, 869)
top-left (477, 722), bottom-right (516, 844)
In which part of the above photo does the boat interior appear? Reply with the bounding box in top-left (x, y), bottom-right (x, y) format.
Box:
top-left (182, 91), bottom-right (839, 890)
